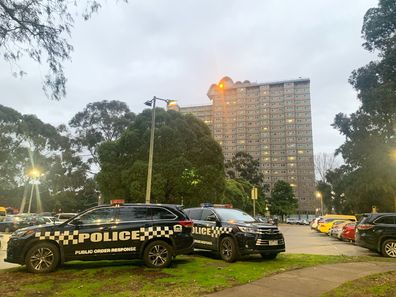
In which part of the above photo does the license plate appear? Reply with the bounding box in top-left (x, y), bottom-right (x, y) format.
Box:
top-left (268, 240), bottom-right (278, 246)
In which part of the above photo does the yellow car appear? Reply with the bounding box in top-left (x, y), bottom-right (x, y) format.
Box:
top-left (317, 216), bottom-right (356, 234)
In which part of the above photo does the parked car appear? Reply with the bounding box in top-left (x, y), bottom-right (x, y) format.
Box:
top-left (318, 219), bottom-right (349, 234)
top-left (54, 213), bottom-right (78, 222)
top-left (0, 207), bottom-right (6, 222)
top-left (0, 215), bottom-right (29, 232)
top-left (310, 217), bottom-right (322, 229)
top-left (329, 221), bottom-right (351, 239)
top-left (355, 213), bottom-right (396, 257)
top-left (286, 218), bottom-right (299, 224)
top-left (184, 205), bottom-right (285, 262)
top-left (5, 203), bottom-right (194, 273)
top-left (341, 222), bottom-right (356, 242)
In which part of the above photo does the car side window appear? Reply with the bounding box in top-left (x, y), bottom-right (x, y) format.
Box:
top-left (188, 209), bottom-right (203, 220)
top-left (118, 207), bottom-right (149, 222)
top-left (201, 209), bottom-right (216, 221)
top-left (151, 208), bottom-right (177, 220)
top-left (375, 216), bottom-right (396, 225)
top-left (78, 208), bottom-right (115, 225)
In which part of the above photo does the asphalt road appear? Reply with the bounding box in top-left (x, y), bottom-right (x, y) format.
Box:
top-left (279, 224), bottom-right (378, 257)
top-left (0, 225), bottom-right (379, 270)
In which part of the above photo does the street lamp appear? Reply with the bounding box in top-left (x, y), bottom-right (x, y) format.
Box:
top-left (26, 167), bottom-right (43, 213)
top-left (144, 96), bottom-right (176, 204)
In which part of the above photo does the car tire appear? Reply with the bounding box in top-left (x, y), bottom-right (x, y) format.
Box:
top-left (143, 240), bottom-right (173, 268)
top-left (219, 236), bottom-right (238, 263)
top-left (25, 242), bottom-right (60, 273)
top-left (381, 239), bottom-right (396, 258)
top-left (261, 253), bottom-right (278, 260)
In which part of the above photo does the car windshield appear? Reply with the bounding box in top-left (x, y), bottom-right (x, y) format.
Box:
top-left (215, 208), bottom-right (255, 223)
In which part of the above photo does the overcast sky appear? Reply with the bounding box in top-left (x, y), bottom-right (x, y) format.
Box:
top-left (0, 0), bottom-right (378, 156)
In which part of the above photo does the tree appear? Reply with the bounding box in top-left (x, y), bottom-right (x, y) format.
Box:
top-left (225, 152), bottom-right (265, 186)
top-left (223, 178), bottom-right (267, 214)
top-left (332, 0), bottom-right (396, 212)
top-left (0, 0), bottom-right (126, 100)
top-left (268, 180), bottom-right (298, 218)
top-left (97, 109), bottom-right (225, 206)
top-left (69, 100), bottom-right (135, 172)
top-left (314, 152), bottom-right (338, 182)
top-left (0, 104), bottom-right (95, 212)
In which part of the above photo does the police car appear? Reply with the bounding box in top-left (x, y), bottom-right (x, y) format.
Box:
top-left (5, 203), bottom-right (193, 273)
top-left (184, 205), bottom-right (285, 262)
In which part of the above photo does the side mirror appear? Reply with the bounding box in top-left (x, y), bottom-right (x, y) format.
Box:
top-left (207, 214), bottom-right (217, 222)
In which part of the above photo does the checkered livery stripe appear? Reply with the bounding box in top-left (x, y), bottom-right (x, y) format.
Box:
top-left (36, 230), bottom-right (79, 245)
top-left (139, 226), bottom-right (174, 241)
top-left (35, 225), bottom-right (179, 245)
top-left (211, 227), bottom-right (233, 238)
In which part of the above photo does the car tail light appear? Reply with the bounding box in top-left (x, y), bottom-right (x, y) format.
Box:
top-left (357, 224), bottom-right (374, 230)
top-left (179, 220), bottom-right (193, 227)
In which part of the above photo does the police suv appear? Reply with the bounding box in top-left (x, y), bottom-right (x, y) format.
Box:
top-left (184, 205), bottom-right (285, 262)
top-left (5, 203), bottom-right (193, 273)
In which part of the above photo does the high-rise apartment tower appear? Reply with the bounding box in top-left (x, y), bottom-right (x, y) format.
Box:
top-left (178, 76), bottom-right (316, 212)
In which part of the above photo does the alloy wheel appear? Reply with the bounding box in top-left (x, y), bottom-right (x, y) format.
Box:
top-left (30, 247), bottom-right (55, 272)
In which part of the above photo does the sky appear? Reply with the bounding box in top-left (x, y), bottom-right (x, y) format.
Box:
top-left (0, 0), bottom-right (378, 155)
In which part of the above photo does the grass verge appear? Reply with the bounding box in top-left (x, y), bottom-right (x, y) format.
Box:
top-left (322, 270), bottom-right (396, 297)
top-left (0, 253), bottom-right (393, 297)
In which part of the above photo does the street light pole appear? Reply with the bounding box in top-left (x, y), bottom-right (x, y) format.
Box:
top-left (145, 98), bottom-right (156, 204)
top-left (144, 96), bottom-right (176, 204)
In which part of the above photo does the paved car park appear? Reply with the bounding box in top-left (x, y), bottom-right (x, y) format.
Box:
top-left (280, 224), bottom-right (377, 257)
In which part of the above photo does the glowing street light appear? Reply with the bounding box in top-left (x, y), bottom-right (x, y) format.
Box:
top-left (144, 96), bottom-right (177, 204)
top-left (25, 167), bottom-right (44, 214)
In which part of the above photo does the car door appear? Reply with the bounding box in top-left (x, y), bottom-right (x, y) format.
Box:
top-left (62, 207), bottom-right (117, 260)
top-left (109, 206), bottom-right (150, 257)
top-left (193, 209), bottom-right (218, 250)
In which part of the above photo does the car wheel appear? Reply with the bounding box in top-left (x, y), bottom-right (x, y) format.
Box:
top-left (143, 240), bottom-right (173, 268)
top-left (219, 236), bottom-right (238, 263)
top-left (261, 253), bottom-right (278, 260)
top-left (25, 242), bottom-right (59, 273)
top-left (381, 239), bottom-right (396, 258)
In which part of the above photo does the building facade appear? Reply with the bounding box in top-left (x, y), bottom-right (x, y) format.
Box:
top-left (179, 76), bottom-right (316, 212)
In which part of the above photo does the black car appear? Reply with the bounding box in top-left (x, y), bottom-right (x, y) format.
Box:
top-left (0, 215), bottom-right (31, 232)
top-left (355, 213), bottom-right (396, 257)
top-left (184, 205), bottom-right (285, 262)
top-left (5, 203), bottom-right (194, 273)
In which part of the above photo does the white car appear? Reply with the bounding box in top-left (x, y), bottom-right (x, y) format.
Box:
top-left (54, 213), bottom-right (77, 222)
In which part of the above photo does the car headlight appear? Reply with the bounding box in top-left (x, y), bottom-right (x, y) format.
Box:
top-left (11, 229), bottom-right (36, 238)
top-left (238, 226), bottom-right (260, 234)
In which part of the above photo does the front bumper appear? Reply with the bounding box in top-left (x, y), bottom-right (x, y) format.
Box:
top-left (236, 233), bottom-right (285, 255)
top-left (4, 237), bottom-right (27, 264)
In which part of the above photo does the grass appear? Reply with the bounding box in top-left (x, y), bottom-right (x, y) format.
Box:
top-left (0, 253), bottom-right (393, 297)
top-left (322, 271), bottom-right (396, 297)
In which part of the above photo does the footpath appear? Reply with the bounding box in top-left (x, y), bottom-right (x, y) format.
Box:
top-left (205, 261), bottom-right (396, 297)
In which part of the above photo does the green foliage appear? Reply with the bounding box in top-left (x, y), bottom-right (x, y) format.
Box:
top-left (69, 100), bottom-right (135, 169)
top-left (0, 1), bottom-right (127, 100)
top-left (269, 180), bottom-right (298, 216)
top-left (225, 152), bottom-right (265, 186)
top-left (331, 0), bottom-right (396, 213)
top-left (97, 109), bottom-right (225, 206)
top-left (224, 152), bottom-right (269, 214)
top-left (0, 104), bottom-right (97, 212)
